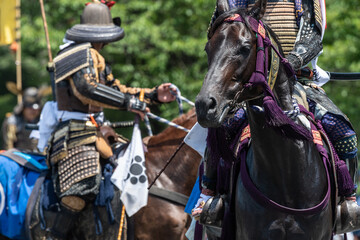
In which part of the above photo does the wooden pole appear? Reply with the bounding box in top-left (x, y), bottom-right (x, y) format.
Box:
top-left (117, 205), bottom-right (126, 240)
top-left (15, 0), bottom-right (22, 104)
top-left (38, 0), bottom-right (57, 101)
top-left (39, 0), bottom-right (52, 62)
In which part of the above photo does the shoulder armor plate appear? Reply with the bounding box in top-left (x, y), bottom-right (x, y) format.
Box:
top-left (53, 43), bottom-right (92, 83)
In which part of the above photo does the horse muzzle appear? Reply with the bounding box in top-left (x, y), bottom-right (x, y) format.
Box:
top-left (195, 95), bottom-right (230, 128)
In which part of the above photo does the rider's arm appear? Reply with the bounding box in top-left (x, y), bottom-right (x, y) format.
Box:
top-left (102, 64), bottom-right (161, 105)
top-left (68, 49), bottom-right (159, 111)
top-left (286, 0), bottom-right (323, 70)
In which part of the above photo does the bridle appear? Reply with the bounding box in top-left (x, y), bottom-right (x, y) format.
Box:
top-left (222, 13), bottom-right (331, 215)
top-left (222, 13), bottom-right (295, 110)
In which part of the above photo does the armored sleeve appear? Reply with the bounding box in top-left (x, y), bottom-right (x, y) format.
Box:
top-left (102, 64), bottom-right (160, 105)
top-left (286, 0), bottom-right (323, 70)
top-left (69, 48), bottom-right (160, 110)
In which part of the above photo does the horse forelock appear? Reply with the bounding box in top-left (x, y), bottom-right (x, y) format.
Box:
top-left (208, 8), bottom-right (248, 40)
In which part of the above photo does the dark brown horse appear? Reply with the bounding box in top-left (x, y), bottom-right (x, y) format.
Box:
top-left (195, 0), bottom-right (334, 239)
top-left (26, 108), bottom-right (200, 240)
top-left (133, 107), bottom-right (201, 239)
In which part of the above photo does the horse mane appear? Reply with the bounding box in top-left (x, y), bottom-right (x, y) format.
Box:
top-left (264, 25), bottom-right (296, 91)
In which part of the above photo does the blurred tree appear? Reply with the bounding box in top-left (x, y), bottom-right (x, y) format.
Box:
top-left (0, 0), bottom-right (358, 141)
top-left (0, 0), bottom-right (214, 138)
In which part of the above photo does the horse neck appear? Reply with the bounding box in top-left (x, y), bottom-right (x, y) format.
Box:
top-left (270, 57), bottom-right (294, 110)
top-left (244, 76), bottom-right (327, 203)
top-left (145, 110), bottom-right (201, 194)
top-left (245, 61), bottom-right (299, 165)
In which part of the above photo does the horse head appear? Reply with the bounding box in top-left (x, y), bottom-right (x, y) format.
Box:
top-left (195, 0), bottom-right (292, 128)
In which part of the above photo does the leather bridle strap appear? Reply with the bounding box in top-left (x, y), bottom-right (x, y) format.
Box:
top-left (224, 13), bottom-right (295, 79)
top-left (238, 119), bottom-right (331, 215)
top-left (149, 186), bottom-right (189, 206)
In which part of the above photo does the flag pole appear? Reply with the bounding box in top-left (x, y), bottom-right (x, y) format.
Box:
top-left (15, 0), bottom-right (22, 104)
top-left (39, 0), bottom-right (56, 100)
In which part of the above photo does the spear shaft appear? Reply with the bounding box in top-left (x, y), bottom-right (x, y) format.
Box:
top-left (39, 0), bottom-right (52, 62)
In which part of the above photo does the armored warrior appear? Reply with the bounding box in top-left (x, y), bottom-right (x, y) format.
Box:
top-left (1, 86), bottom-right (45, 151)
top-left (192, 0), bottom-right (359, 235)
top-left (41, 1), bottom-right (176, 239)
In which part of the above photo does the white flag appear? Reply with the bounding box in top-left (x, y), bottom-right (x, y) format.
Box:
top-left (111, 119), bottom-right (148, 217)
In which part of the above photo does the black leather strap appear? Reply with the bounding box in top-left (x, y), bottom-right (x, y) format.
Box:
top-left (24, 171), bottom-right (48, 240)
top-left (149, 186), bottom-right (189, 206)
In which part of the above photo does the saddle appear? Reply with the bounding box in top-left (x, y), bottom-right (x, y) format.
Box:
top-left (0, 149), bottom-right (47, 239)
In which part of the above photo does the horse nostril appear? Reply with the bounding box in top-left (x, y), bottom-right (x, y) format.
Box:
top-left (209, 97), bottom-right (216, 109)
top-left (195, 96), bottom-right (217, 115)
top-left (209, 97), bottom-right (216, 110)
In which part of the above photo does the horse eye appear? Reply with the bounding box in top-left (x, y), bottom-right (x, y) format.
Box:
top-left (205, 42), bottom-right (210, 53)
top-left (236, 46), bottom-right (251, 56)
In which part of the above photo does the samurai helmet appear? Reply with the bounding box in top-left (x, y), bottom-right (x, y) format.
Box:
top-left (65, 0), bottom-right (124, 43)
top-left (6, 82), bottom-right (51, 115)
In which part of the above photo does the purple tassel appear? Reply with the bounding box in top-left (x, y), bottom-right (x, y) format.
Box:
top-left (247, 70), bottom-right (311, 141)
top-left (336, 160), bottom-right (355, 196)
top-left (301, 107), bottom-right (356, 198)
top-left (194, 222), bottom-right (203, 240)
top-left (263, 95), bottom-right (291, 126)
top-left (207, 128), bottom-right (236, 166)
top-left (263, 96), bottom-right (313, 141)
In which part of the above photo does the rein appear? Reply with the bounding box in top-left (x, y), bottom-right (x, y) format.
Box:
top-left (238, 119), bottom-right (331, 215)
top-left (147, 141), bottom-right (185, 189)
top-left (224, 13), bottom-right (313, 141)
top-left (147, 141), bottom-right (191, 206)
top-left (223, 14), bottom-right (331, 215)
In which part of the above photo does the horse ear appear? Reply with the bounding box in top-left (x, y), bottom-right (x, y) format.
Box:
top-left (248, 0), bottom-right (267, 20)
top-left (217, 0), bottom-right (230, 15)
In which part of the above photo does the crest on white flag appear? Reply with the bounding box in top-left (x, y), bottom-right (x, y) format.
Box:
top-left (111, 118), bottom-right (148, 217)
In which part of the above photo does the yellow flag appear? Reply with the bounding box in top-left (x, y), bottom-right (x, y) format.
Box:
top-left (0, 0), bottom-right (16, 45)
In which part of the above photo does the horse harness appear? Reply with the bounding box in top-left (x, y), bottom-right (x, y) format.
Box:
top-left (149, 186), bottom-right (189, 206)
top-left (147, 141), bottom-right (190, 207)
top-left (223, 13), bottom-right (293, 111)
top-left (237, 114), bottom-right (333, 215)
top-left (223, 13), bottom-right (333, 215)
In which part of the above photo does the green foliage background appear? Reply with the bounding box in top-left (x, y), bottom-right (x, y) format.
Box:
top-left (0, 0), bottom-right (359, 142)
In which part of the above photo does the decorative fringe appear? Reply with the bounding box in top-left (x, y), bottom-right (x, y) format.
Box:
top-left (246, 70), bottom-right (311, 141)
top-left (336, 160), bottom-right (355, 196)
top-left (207, 128), bottom-right (236, 166)
top-left (263, 96), bottom-right (312, 141)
